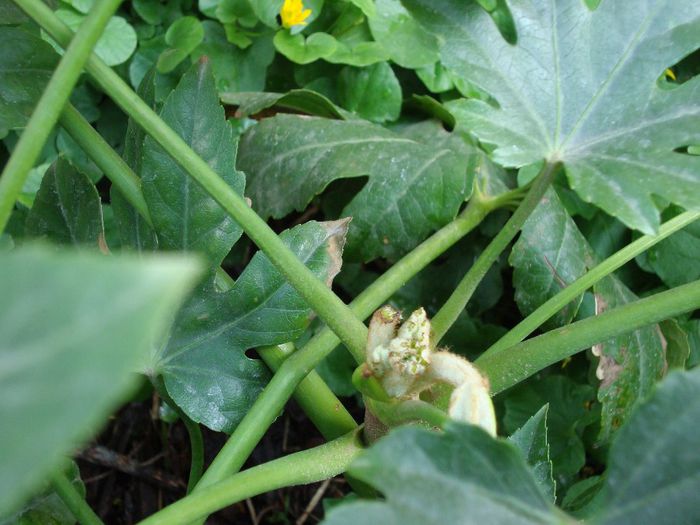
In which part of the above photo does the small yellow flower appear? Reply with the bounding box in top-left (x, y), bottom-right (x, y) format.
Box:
top-left (280, 0), bottom-right (312, 29)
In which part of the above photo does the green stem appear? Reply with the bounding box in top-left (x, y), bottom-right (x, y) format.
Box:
top-left (49, 471), bottom-right (104, 525)
top-left (136, 430), bottom-right (363, 525)
top-left (259, 343), bottom-right (358, 439)
top-left (16, 0), bottom-right (367, 359)
top-left (476, 279), bottom-right (700, 394)
top-left (194, 200), bottom-right (493, 494)
top-left (58, 104), bottom-right (151, 224)
top-left (431, 162), bottom-right (561, 342)
top-left (0, 0), bottom-right (122, 233)
top-left (55, 98), bottom-right (359, 467)
top-left (368, 398), bottom-right (448, 429)
top-left (482, 210), bottom-right (700, 358)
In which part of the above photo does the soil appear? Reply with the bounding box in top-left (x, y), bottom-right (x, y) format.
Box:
top-left (78, 393), bottom-right (360, 524)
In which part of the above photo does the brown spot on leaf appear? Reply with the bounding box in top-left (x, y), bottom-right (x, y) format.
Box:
top-left (321, 217), bottom-right (351, 288)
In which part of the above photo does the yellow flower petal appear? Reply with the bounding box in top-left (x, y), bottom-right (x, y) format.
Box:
top-left (280, 0), bottom-right (312, 29)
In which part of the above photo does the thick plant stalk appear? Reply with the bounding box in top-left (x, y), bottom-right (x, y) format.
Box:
top-left (431, 161), bottom-right (561, 342)
top-left (15, 0), bottom-right (369, 360)
top-left (481, 209), bottom-right (700, 357)
top-left (135, 430), bottom-right (363, 525)
top-left (49, 471), bottom-right (104, 525)
top-left (192, 198), bottom-right (499, 496)
top-left (476, 279), bottom-right (700, 393)
top-left (0, 0), bottom-right (123, 233)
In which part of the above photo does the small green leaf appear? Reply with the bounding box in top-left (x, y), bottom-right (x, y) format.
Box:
top-left (323, 423), bottom-right (559, 525)
top-left (406, 0), bottom-right (700, 234)
top-left (274, 30), bottom-right (337, 64)
top-left (142, 60), bottom-right (245, 267)
top-left (593, 369), bottom-right (700, 524)
top-left (0, 246), bottom-right (200, 516)
top-left (157, 17), bottom-right (205, 74)
top-left (54, 9), bottom-right (137, 66)
top-left (237, 115), bottom-right (473, 261)
top-left (220, 89), bottom-right (348, 119)
top-left (660, 319), bottom-right (690, 370)
top-left (158, 220), bottom-right (349, 432)
top-left (25, 159), bottom-right (105, 249)
top-left (338, 62), bottom-right (402, 123)
top-left (196, 21), bottom-right (275, 92)
top-left (0, 27), bottom-right (58, 135)
top-left (508, 405), bottom-right (556, 500)
top-left (347, 0), bottom-right (375, 18)
top-left (510, 189), bottom-right (589, 330)
top-left (504, 375), bottom-right (596, 483)
top-left (592, 276), bottom-right (666, 441)
top-left (367, 0), bottom-right (438, 69)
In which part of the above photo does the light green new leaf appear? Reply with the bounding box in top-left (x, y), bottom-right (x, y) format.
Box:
top-left (0, 246), bottom-right (200, 517)
top-left (593, 369), bottom-right (700, 524)
top-left (367, 0), bottom-right (438, 69)
top-left (592, 276), bottom-right (666, 441)
top-left (237, 115), bottom-right (473, 261)
top-left (323, 423), bottom-right (560, 525)
top-left (510, 188), bottom-right (589, 330)
top-left (405, 0), bottom-right (700, 233)
top-left (508, 405), bottom-right (556, 500)
top-left (0, 27), bottom-right (58, 136)
top-left (158, 220), bottom-right (348, 433)
top-left (53, 9), bottom-right (137, 66)
top-left (25, 158), bottom-right (105, 249)
top-left (142, 60), bottom-right (245, 267)
top-left (338, 62), bottom-right (402, 123)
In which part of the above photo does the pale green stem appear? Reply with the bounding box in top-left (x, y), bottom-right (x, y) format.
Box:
top-left (481, 210), bottom-right (700, 357)
top-left (15, 0), bottom-right (368, 358)
top-left (477, 279), bottom-right (700, 393)
top-left (135, 430), bottom-right (363, 525)
top-left (50, 471), bottom-right (104, 525)
top-left (431, 162), bottom-right (561, 342)
top-left (0, 0), bottom-right (122, 232)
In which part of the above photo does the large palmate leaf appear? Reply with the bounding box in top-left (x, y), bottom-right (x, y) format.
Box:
top-left (508, 405), bottom-right (555, 500)
top-left (510, 188), bottom-right (589, 330)
top-left (237, 115), bottom-right (473, 261)
top-left (405, 0), bottom-right (700, 233)
top-left (142, 60), bottom-right (245, 267)
top-left (0, 27), bottom-right (58, 136)
top-left (323, 423), bottom-right (560, 525)
top-left (0, 246), bottom-right (199, 516)
top-left (156, 220), bottom-right (348, 433)
top-left (592, 276), bottom-right (666, 441)
top-left (593, 369), bottom-right (700, 524)
top-left (25, 158), bottom-right (105, 249)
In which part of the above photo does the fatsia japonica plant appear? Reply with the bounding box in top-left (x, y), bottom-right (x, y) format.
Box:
top-left (1, 0), bottom-right (699, 523)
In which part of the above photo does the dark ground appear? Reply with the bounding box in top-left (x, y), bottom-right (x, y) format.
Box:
top-left (78, 393), bottom-right (360, 524)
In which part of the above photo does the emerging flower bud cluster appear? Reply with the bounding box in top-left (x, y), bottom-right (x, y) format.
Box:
top-left (366, 305), bottom-right (497, 436)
